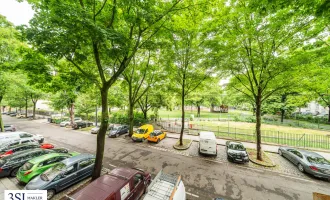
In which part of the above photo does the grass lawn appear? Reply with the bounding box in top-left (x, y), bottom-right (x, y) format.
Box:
top-left (173, 139), bottom-right (192, 150)
top-left (80, 126), bottom-right (95, 132)
top-left (158, 109), bottom-right (252, 119)
top-left (246, 148), bottom-right (275, 167)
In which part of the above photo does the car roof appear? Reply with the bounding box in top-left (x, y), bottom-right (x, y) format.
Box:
top-left (61, 154), bottom-right (95, 166)
top-left (28, 153), bottom-right (69, 164)
top-left (298, 149), bottom-right (323, 157)
top-left (199, 131), bottom-right (216, 139)
top-left (9, 143), bottom-right (38, 149)
top-left (228, 141), bottom-right (243, 145)
top-left (4, 149), bottom-right (45, 160)
top-left (71, 168), bottom-right (140, 200)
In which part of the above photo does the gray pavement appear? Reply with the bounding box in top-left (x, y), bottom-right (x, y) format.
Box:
top-left (2, 116), bottom-right (330, 200)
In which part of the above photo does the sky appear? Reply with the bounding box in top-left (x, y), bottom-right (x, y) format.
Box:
top-left (0, 0), bottom-right (34, 26)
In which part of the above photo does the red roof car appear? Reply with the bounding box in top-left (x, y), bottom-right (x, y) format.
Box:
top-left (39, 143), bottom-right (54, 149)
top-left (68, 168), bottom-right (151, 200)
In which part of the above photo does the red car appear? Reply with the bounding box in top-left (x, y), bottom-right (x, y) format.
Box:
top-left (0, 143), bottom-right (54, 158)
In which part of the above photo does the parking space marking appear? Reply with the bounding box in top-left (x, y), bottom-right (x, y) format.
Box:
top-left (186, 192), bottom-right (199, 198)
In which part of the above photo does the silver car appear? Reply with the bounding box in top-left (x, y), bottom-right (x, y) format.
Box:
top-left (278, 147), bottom-right (330, 180)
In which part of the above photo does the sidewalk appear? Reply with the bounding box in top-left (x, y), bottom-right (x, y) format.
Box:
top-left (0, 178), bottom-right (20, 200)
top-left (166, 132), bottom-right (330, 160)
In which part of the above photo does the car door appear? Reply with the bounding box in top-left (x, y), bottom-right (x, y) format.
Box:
top-left (58, 163), bottom-right (78, 191)
top-left (291, 150), bottom-right (303, 165)
top-left (132, 173), bottom-right (145, 200)
top-left (286, 149), bottom-right (296, 163)
top-left (77, 158), bottom-right (94, 181)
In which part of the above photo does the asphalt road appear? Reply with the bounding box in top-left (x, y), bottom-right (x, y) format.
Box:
top-left (3, 116), bottom-right (330, 200)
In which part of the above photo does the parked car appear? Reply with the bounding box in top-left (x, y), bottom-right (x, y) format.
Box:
top-left (25, 153), bottom-right (95, 199)
top-left (16, 151), bottom-right (80, 184)
top-left (0, 148), bottom-right (68, 177)
top-left (199, 131), bottom-right (217, 156)
top-left (108, 125), bottom-right (129, 138)
top-left (226, 141), bottom-right (249, 163)
top-left (6, 112), bottom-right (16, 115)
top-left (9, 112), bottom-right (17, 117)
top-left (72, 121), bottom-right (93, 130)
top-left (67, 168), bottom-right (151, 200)
top-left (0, 132), bottom-right (44, 145)
top-left (0, 143), bottom-right (43, 158)
top-left (147, 130), bottom-right (166, 143)
top-left (4, 124), bottom-right (16, 132)
top-left (143, 169), bottom-right (186, 200)
top-left (132, 124), bottom-right (154, 142)
top-left (0, 139), bottom-right (38, 151)
top-left (90, 126), bottom-right (100, 134)
top-left (16, 113), bottom-right (26, 119)
top-left (278, 147), bottom-right (330, 180)
top-left (60, 118), bottom-right (83, 127)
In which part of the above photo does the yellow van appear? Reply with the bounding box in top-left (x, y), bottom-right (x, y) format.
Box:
top-left (131, 124), bottom-right (154, 142)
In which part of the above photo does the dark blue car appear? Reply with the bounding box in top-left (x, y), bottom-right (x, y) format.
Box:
top-left (25, 153), bottom-right (95, 199)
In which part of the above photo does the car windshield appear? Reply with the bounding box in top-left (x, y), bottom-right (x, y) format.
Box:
top-left (136, 129), bottom-right (146, 134)
top-left (307, 156), bottom-right (330, 165)
top-left (229, 144), bottom-right (245, 151)
top-left (112, 127), bottom-right (120, 131)
top-left (22, 162), bottom-right (34, 171)
top-left (40, 163), bottom-right (66, 181)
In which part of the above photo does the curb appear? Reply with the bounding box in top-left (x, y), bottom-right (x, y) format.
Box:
top-left (249, 158), bottom-right (276, 167)
top-left (173, 139), bottom-right (193, 150)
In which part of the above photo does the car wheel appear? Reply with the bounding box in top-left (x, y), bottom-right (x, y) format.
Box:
top-left (298, 163), bottom-right (304, 172)
top-left (10, 168), bottom-right (19, 177)
top-left (47, 189), bottom-right (55, 200)
top-left (116, 133), bottom-right (119, 138)
top-left (278, 149), bottom-right (283, 156)
top-left (157, 139), bottom-right (160, 143)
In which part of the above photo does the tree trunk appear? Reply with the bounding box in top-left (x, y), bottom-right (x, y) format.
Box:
top-left (280, 110), bottom-right (285, 123)
top-left (0, 96), bottom-right (4, 132)
top-left (197, 104), bottom-right (201, 118)
top-left (25, 99), bottom-right (28, 118)
top-left (92, 88), bottom-right (109, 180)
top-left (128, 104), bottom-right (134, 137)
top-left (256, 91), bottom-right (263, 161)
top-left (69, 102), bottom-right (75, 125)
top-left (210, 104), bottom-right (215, 112)
top-left (180, 84), bottom-right (185, 146)
top-left (143, 110), bottom-right (147, 120)
top-left (33, 102), bottom-right (37, 119)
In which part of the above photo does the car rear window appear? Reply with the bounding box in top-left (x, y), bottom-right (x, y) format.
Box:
top-left (307, 156), bottom-right (330, 165)
top-left (22, 162), bottom-right (34, 171)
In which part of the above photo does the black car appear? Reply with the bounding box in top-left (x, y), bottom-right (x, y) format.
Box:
top-left (108, 125), bottom-right (129, 138)
top-left (0, 149), bottom-right (57, 177)
top-left (6, 112), bottom-right (16, 116)
top-left (72, 121), bottom-right (93, 130)
top-left (226, 141), bottom-right (249, 163)
top-left (0, 143), bottom-right (41, 158)
top-left (9, 112), bottom-right (17, 117)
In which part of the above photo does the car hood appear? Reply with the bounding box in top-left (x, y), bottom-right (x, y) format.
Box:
top-left (60, 121), bottom-right (69, 124)
top-left (91, 127), bottom-right (100, 131)
top-left (109, 130), bottom-right (118, 135)
top-left (228, 149), bottom-right (248, 156)
top-left (25, 175), bottom-right (48, 190)
top-left (132, 133), bottom-right (144, 138)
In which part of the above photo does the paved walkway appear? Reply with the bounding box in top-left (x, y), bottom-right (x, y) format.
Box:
top-left (166, 132), bottom-right (330, 160)
top-left (0, 178), bottom-right (20, 200)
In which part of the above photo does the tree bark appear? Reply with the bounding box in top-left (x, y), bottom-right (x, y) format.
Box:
top-left (197, 104), bottom-right (201, 118)
top-left (143, 110), bottom-right (147, 120)
top-left (180, 82), bottom-right (185, 146)
top-left (128, 82), bottom-right (134, 137)
top-left (33, 102), bottom-right (36, 119)
top-left (69, 101), bottom-right (75, 125)
top-left (280, 110), bottom-right (285, 123)
top-left (256, 90), bottom-right (263, 161)
top-left (92, 88), bottom-right (109, 180)
top-left (25, 99), bottom-right (28, 118)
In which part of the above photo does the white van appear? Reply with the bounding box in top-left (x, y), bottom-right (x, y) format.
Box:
top-left (199, 131), bottom-right (217, 156)
top-left (0, 132), bottom-right (44, 145)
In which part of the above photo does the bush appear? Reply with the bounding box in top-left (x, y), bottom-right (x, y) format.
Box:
top-left (233, 116), bottom-right (240, 122)
top-left (109, 112), bottom-right (148, 126)
top-left (245, 117), bottom-right (256, 123)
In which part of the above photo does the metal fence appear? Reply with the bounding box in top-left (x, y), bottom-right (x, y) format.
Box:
top-left (157, 121), bottom-right (330, 150)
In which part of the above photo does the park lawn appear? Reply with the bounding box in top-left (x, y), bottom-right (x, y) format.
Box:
top-left (189, 120), bottom-right (330, 136)
top-left (158, 109), bottom-right (252, 119)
